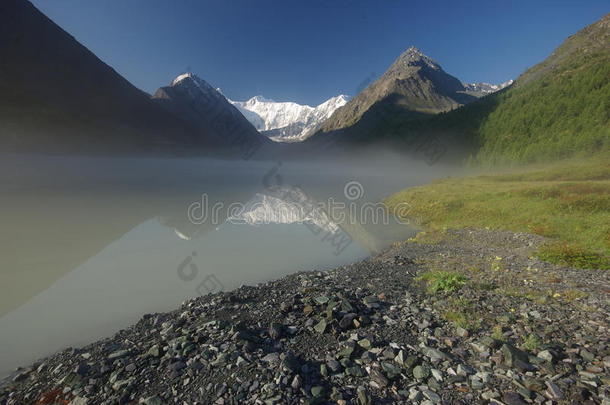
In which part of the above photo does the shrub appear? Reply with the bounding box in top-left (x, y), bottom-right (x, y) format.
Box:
top-left (416, 271), bottom-right (469, 293)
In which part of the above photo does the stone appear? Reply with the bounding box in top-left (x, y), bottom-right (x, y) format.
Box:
top-left (502, 392), bottom-right (527, 405)
top-left (139, 396), bottom-right (165, 405)
top-left (261, 353), bottom-right (280, 365)
top-left (545, 381), bottom-right (563, 400)
top-left (456, 364), bottom-right (475, 376)
top-left (369, 368), bottom-right (389, 387)
top-left (268, 323), bottom-right (284, 340)
top-left (456, 327), bottom-right (469, 337)
top-left (501, 344), bottom-right (529, 367)
top-left (311, 386), bottom-right (325, 397)
top-left (536, 350), bottom-right (554, 362)
top-left (291, 374), bottom-right (302, 390)
top-left (107, 349), bottom-right (131, 360)
top-left (314, 319), bottom-right (327, 334)
top-left (421, 389), bottom-right (441, 403)
top-left (413, 365), bottom-right (431, 380)
top-left (381, 362), bottom-right (401, 379)
top-left (358, 338), bottom-right (372, 350)
top-left (357, 386), bottom-right (372, 405)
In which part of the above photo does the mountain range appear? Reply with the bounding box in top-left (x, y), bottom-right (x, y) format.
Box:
top-left (1, 0), bottom-right (607, 164)
top-left (229, 94), bottom-right (349, 142)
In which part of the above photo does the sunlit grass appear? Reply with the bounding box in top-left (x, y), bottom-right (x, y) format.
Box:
top-left (386, 154), bottom-right (610, 269)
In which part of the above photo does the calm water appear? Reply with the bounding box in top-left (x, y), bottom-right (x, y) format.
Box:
top-left (0, 154), bottom-right (451, 377)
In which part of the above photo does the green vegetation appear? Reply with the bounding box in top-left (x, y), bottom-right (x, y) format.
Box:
top-left (386, 155), bottom-right (610, 269)
top-left (521, 334), bottom-right (541, 351)
top-left (416, 271), bottom-right (468, 293)
top-left (378, 15), bottom-right (610, 165)
top-left (443, 298), bottom-right (482, 331)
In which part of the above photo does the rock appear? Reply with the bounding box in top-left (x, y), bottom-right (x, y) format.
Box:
top-left (421, 389), bottom-right (441, 403)
top-left (456, 364), bottom-right (475, 376)
top-left (502, 392), bottom-right (527, 405)
top-left (545, 381), bottom-right (563, 400)
top-left (68, 397), bottom-right (89, 405)
top-left (311, 386), bottom-right (325, 398)
top-left (455, 327), bottom-right (469, 337)
top-left (413, 365), bottom-right (431, 380)
top-left (357, 386), bottom-right (372, 405)
top-left (369, 368), bottom-right (388, 387)
top-left (261, 352), bottom-right (280, 365)
top-left (139, 396), bottom-right (165, 405)
top-left (291, 375), bottom-right (302, 390)
top-left (268, 323), bottom-right (284, 340)
top-left (357, 338), bottom-right (372, 350)
top-left (107, 349), bottom-right (131, 360)
top-left (536, 350), bottom-right (554, 362)
top-left (501, 344), bottom-right (529, 367)
top-left (314, 319), bottom-right (327, 334)
top-left (423, 347), bottom-right (448, 362)
top-left (381, 362), bottom-right (401, 379)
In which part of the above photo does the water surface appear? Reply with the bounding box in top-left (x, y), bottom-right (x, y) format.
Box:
top-left (0, 154), bottom-right (451, 377)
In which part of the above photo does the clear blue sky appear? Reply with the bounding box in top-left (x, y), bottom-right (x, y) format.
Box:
top-left (32, 0), bottom-right (608, 106)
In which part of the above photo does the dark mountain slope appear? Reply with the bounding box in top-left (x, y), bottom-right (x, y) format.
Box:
top-left (153, 74), bottom-right (271, 159)
top-left (0, 0), bottom-right (213, 154)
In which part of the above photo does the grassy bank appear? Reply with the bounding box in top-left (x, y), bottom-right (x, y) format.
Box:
top-left (385, 154), bottom-right (610, 269)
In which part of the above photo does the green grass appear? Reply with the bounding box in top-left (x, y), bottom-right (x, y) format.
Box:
top-left (416, 271), bottom-right (469, 293)
top-left (386, 155), bottom-right (610, 270)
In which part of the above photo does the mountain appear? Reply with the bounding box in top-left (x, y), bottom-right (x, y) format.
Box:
top-left (307, 14), bottom-right (609, 164)
top-left (0, 0), bottom-right (214, 154)
top-left (462, 80), bottom-right (514, 97)
top-left (229, 95), bottom-right (349, 142)
top-left (308, 47), bottom-right (479, 142)
top-left (152, 74), bottom-right (270, 156)
top-left (396, 13), bottom-right (610, 164)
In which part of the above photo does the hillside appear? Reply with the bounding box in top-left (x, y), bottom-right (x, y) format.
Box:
top-left (359, 13), bottom-right (610, 164)
top-left (303, 14), bottom-right (609, 165)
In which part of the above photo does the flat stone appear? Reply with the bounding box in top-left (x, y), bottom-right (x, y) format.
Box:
top-left (314, 319), bottom-right (327, 334)
top-left (108, 349), bottom-right (131, 360)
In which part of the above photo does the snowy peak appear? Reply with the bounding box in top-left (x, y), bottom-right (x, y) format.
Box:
top-left (228, 94), bottom-right (349, 142)
top-left (462, 80), bottom-right (514, 96)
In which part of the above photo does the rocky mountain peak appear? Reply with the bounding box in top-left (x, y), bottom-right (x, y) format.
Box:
top-left (396, 46), bottom-right (440, 70)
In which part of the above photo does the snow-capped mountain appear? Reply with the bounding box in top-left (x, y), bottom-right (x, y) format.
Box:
top-left (462, 80), bottom-right (514, 96)
top-left (229, 94), bottom-right (349, 142)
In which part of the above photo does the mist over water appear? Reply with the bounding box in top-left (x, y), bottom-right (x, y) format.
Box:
top-left (0, 152), bottom-right (459, 378)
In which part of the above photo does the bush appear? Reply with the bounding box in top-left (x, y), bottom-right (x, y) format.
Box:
top-left (416, 271), bottom-right (469, 293)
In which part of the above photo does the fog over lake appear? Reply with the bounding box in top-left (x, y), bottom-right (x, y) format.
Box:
top-left (0, 154), bottom-right (455, 377)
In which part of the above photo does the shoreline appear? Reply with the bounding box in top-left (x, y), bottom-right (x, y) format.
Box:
top-left (2, 228), bottom-right (608, 404)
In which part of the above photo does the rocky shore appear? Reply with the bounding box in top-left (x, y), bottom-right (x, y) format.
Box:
top-left (2, 229), bottom-right (608, 404)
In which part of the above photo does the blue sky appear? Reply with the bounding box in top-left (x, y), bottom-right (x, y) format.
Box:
top-left (32, 0), bottom-right (608, 106)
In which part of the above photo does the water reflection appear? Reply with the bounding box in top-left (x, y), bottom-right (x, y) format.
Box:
top-left (0, 155), bottom-right (445, 378)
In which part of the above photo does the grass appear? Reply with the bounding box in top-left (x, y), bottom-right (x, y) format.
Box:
top-left (386, 154), bottom-right (610, 270)
top-left (443, 297), bottom-right (482, 331)
top-left (521, 333), bottom-right (541, 351)
top-left (416, 271), bottom-right (469, 293)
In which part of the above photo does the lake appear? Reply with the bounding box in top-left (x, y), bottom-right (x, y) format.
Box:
top-left (0, 154), bottom-right (452, 378)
